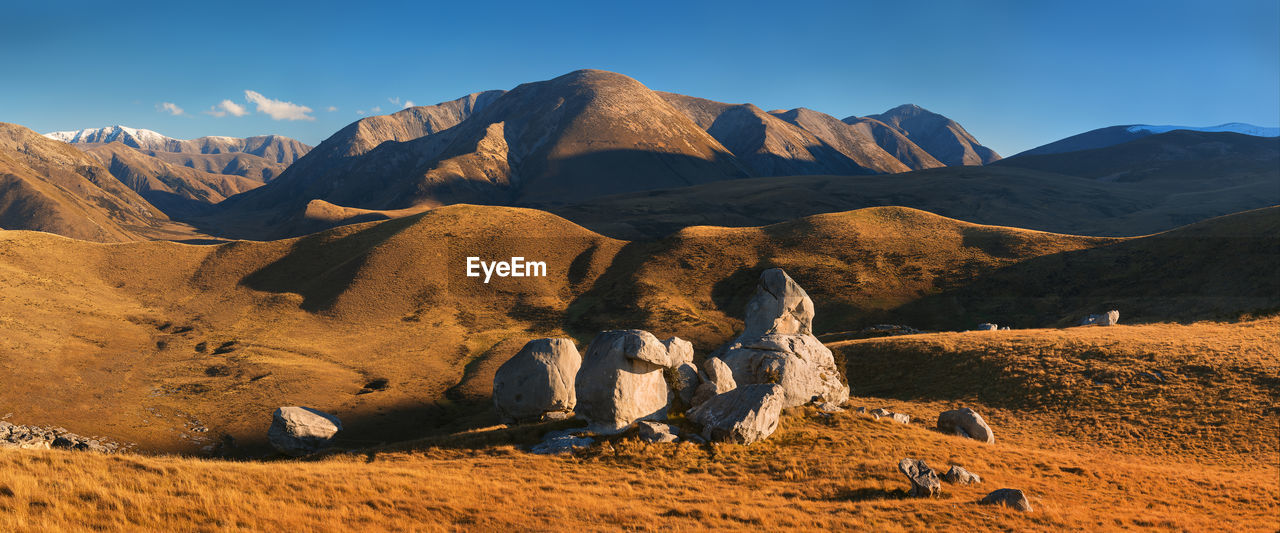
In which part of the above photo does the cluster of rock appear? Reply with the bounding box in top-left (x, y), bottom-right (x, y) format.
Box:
top-left (975, 323), bottom-right (1011, 331)
top-left (268, 406), bottom-right (343, 456)
top-left (0, 421), bottom-right (120, 453)
top-left (494, 268), bottom-right (851, 451)
top-left (1080, 310), bottom-right (1120, 326)
top-left (889, 407), bottom-right (1029, 511)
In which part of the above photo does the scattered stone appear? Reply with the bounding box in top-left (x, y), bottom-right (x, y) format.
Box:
top-left (531, 429), bottom-right (594, 455)
top-left (817, 402), bottom-right (845, 413)
top-left (0, 421), bottom-right (119, 452)
top-left (493, 338), bottom-right (582, 424)
top-left (690, 357), bottom-right (737, 408)
top-left (976, 323), bottom-right (998, 331)
top-left (898, 458), bottom-right (942, 497)
top-left (1080, 310), bottom-right (1120, 327)
top-left (942, 465), bottom-right (982, 484)
top-left (999, 326), bottom-right (1011, 331)
top-left (937, 407), bottom-right (995, 444)
top-left (575, 330), bottom-right (675, 434)
top-left (867, 408), bottom-right (909, 424)
top-left (687, 384), bottom-right (786, 445)
top-left (716, 269), bottom-right (849, 408)
top-left (637, 420), bottom-right (680, 443)
top-left (268, 407), bottom-right (342, 457)
top-left (980, 488), bottom-right (1033, 511)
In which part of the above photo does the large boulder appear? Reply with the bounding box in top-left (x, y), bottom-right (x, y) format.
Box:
top-left (493, 338), bottom-right (582, 424)
top-left (690, 357), bottom-right (737, 408)
top-left (1080, 310), bottom-right (1120, 326)
top-left (715, 269), bottom-right (849, 408)
top-left (937, 407), bottom-right (995, 444)
top-left (980, 488), bottom-right (1033, 512)
top-left (687, 384), bottom-right (785, 445)
top-left (898, 458), bottom-right (942, 497)
top-left (268, 407), bottom-right (342, 456)
top-left (574, 330), bottom-right (674, 433)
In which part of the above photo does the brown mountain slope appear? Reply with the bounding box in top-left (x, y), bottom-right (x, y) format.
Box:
top-left (769, 108), bottom-right (940, 172)
top-left (206, 70), bottom-right (751, 238)
top-left (861, 104), bottom-right (1000, 165)
top-left (0, 203), bottom-right (1274, 454)
top-left (79, 142), bottom-right (265, 217)
top-left (0, 123), bottom-right (166, 242)
top-left (141, 150), bottom-right (290, 182)
top-left (658, 93), bottom-right (889, 175)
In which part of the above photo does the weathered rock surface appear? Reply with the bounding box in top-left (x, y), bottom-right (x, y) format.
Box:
top-left (691, 357), bottom-right (737, 408)
top-left (942, 465), bottom-right (983, 484)
top-left (575, 330), bottom-right (674, 433)
top-left (716, 269), bottom-right (849, 407)
top-left (661, 336), bottom-right (700, 408)
top-left (898, 458), bottom-right (942, 497)
top-left (980, 488), bottom-right (1033, 511)
top-left (268, 407), bottom-right (342, 456)
top-left (687, 384), bottom-right (785, 445)
top-left (637, 420), bottom-right (681, 443)
top-left (493, 338), bottom-right (582, 423)
top-left (531, 428), bottom-right (594, 455)
top-left (0, 421), bottom-right (120, 453)
top-left (937, 407), bottom-right (996, 444)
top-left (1080, 310), bottom-right (1120, 326)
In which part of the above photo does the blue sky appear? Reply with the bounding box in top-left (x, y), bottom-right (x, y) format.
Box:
top-left (2, 0), bottom-right (1276, 156)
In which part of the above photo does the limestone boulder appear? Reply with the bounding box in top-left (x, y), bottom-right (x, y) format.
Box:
top-left (1080, 310), bottom-right (1120, 326)
top-left (690, 357), bottom-right (737, 408)
top-left (976, 323), bottom-right (998, 331)
top-left (942, 465), bottom-right (982, 484)
top-left (268, 407), bottom-right (342, 456)
top-left (493, 338), bottom-right (582, 424)
top-left (898, 458), bottom-right (942, 497)
top-left (574, 330), bottom-right (673, 433)
top-left (716, 269), bottom-right (849, 408)
top-left (980, 488), bottom-right (1033, 512)
top-left (687, 384), bottom-right (785, 445)
top-left (937, 407), bottom-right (995, 444)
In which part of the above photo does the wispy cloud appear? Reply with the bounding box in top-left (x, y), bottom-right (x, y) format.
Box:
top-left (371, 106), bottom-right (382, 113)
top-left (157, 102), bottom-right (184, 116)
top-left (402, 100), bottom-right (415, 109)
top-left (389, 96), bottom-right (415, 110)
top-left (326, 106), bottom-right (338, 112)
top-left (244, 90), bottom-right (314, 121)
top-left (204, 99), bottom-right (248, 118)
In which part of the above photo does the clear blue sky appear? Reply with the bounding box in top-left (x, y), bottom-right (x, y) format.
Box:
top-left (3, 0), bottom-right (1276, 156)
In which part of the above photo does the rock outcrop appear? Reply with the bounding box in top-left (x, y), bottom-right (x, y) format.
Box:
top-left (980, 488), bottom-right (1033, 511)
top-left (937, 407), bottom-right (995, 444)
top-left (0, 421), bottom-right (119, 452)
top-left (493, 338), bottom-right (582, 423)
top-left (268, 407), bottom-right (342, 456)
top-left (898, 458), bottom-right (942, 497)
top-left (715, 269), bottom-right (849, 407)
top-left (1080, 310), bottom-right (1120, 326)
top-left (575, 330), bottom-right (676, 433)
top-left (687, 384), bottom-right (786, 445)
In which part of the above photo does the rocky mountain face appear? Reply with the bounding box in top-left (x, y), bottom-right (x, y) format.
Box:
top-left (79, 142), bottom-right (265, 217)
top-left (861, 104), bottom-right (1000, 166)
top-left (0, 122), bottom-right (164, 242)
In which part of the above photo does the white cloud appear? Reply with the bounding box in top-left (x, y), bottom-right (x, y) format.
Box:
top-left (326, 106), bottom-right (338, 112)
top-left (389, 97), bottom-right (414, 109)
top-left (371, 106), bottom-right (382, 113)
top-left (388, 97), bottom-right (400, 106)
top-left (204, 99), bottom-right (248, 118)
top-left (157, 102), bottom-right (184, 116)
top-left (403, 100), bottom-right (414, 109)
top-left (244, 90), bottom-right (314, 121)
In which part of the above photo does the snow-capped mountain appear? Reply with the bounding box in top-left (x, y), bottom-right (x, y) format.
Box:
top-left (1127, 123), bottom-right (1279, 137)
top-left (44, 125), bottom-right (311, 164)
top-left (45, 125), bottom-right (176, 148)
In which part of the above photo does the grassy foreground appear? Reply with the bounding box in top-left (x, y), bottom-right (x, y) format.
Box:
top-left (2, 319), bottom-right (1276, 532)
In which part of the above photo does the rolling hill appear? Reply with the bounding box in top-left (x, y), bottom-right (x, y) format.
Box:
top-left (0, 203), bottom-right (1274, 456)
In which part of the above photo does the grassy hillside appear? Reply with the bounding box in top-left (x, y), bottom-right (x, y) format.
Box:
top-left (1, 319), bottom-right (1275, 531)
top-left (0, 204), bottom-right (1275, 455)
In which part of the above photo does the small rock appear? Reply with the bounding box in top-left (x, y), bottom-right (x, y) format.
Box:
top-left (817, 402), bottom-right (845, 413)
top-left (531, 434), bottom-right (594, 455)
top-left (980, 488), bottom-right (1032, 511)
top-left (1080, 310), bottom-right (1120, 327)
top-left (976, 323), bottom-right (998, 331)
top-left (937, 407), bottom-right (995, 444)
top-left (637, 420), bottom-right (680, 443)
top-left (898, 458), bottom-right (942, 497)
top-left (690, 357), bottom-right (737, 408)
top-left (941, 465), bottom-right (982, 484)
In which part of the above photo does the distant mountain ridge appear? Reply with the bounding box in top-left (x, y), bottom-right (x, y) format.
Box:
top-left (859, 104), bottom-right (1000, 166)
top-left (1012, 122), bottom-right (1279, 158)
top-left (45, 125), bottom-right (311, 164)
